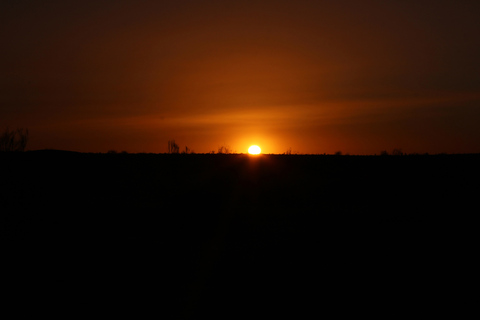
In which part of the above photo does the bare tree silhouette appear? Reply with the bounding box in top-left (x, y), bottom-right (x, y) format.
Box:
top-left (0, 127), bottom-right (28, 152)
top-left (168, 140), bottom-right (179, 154)
top-left (392, 148), bottom-right (404, 156)
top-left (217, 145), bottom-right (231, 154)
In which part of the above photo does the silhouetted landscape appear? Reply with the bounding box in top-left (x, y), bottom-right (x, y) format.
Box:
top-left (2, 151), bottom-right (478, 317)
top-left (3, 0), bottom-right (480, 317)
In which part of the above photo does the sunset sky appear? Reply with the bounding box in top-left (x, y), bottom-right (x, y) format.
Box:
top-left (2, 0), bottom-right (480, 154)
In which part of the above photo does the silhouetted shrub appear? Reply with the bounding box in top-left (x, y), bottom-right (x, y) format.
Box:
top-left (0, 127), bottom-right (28, 152)
top-left (168, 140), bottom-right (179, 154)
top-left (392, 149), bottom-right (403, 156)
top-left (217, 145), bottom-right (231, 154)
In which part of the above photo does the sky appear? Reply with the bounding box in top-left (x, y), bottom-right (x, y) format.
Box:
top-left (1, 0), bottom-right (480, 154)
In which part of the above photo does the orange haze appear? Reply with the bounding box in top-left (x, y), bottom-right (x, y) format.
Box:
top-left (1, 1), bottom-right (480, 154)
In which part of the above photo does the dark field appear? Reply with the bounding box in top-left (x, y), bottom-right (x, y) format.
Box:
top-left (2, 151), bottom-right (478, 317)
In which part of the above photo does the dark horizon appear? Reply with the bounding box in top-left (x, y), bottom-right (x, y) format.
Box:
top-left (16, 147), bottom-right (480, 156)
top-left (3, 144), bottom-right (477, 317)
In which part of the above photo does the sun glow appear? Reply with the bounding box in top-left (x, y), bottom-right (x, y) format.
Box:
top-left (248, 145), bottom-right (261, 155)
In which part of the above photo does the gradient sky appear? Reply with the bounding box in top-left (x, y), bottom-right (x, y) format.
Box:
top-left (2, 0), bottom-right (480, 154)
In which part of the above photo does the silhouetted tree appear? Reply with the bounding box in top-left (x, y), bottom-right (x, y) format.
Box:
top-left (392, 148), bottom-right (403, 156)
top-left (168, 140), bottom-right (179, 154)
top-left (0, 127), bottom-right (28, 152)
top-left (217, 145), bottom-right (231, 154)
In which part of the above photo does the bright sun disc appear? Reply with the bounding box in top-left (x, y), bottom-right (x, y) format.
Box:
top-left (248, 145), bottom-right (261, 154)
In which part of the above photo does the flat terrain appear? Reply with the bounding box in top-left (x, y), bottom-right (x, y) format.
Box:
top-left (2, 152), bottom-right (478, 317)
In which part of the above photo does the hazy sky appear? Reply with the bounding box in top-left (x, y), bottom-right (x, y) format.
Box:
top-left (2, 0), bottom-right (480, 154)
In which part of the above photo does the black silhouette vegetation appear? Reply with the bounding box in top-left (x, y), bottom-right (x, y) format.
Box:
top-left (168, 139), bottom-right (180, 154)
top-left (0, 127), bottom-right (28, 152)
top-left (2, 150), bottom-right (477, 318)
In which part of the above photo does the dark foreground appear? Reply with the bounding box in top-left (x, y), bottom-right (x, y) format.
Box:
top-left (2, 151), bottom-right (478, 317)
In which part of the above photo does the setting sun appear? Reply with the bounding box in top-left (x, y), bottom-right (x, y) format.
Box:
top-left (248, 145), bottom-right (261, 155)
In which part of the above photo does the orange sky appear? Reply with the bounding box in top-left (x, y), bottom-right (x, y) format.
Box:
top-left (2, 1), bottom-right (480, 154)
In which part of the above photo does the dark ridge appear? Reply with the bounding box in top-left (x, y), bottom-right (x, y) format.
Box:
top-left (26, 149), bottom-right (82, 154)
